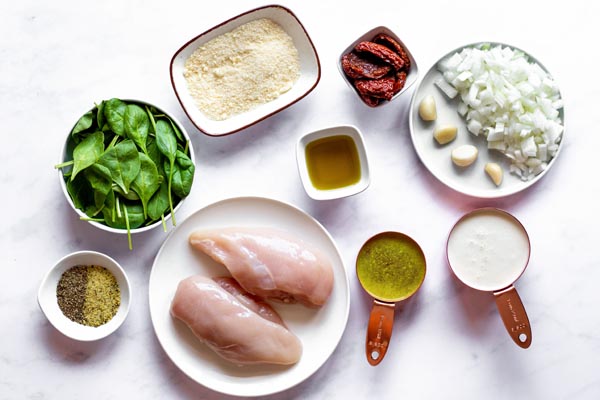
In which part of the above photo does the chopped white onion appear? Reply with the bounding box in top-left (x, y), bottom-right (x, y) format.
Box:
top-left (435, 77), bottom-right (458, 99)
top-left (437, 44), bottom-right (564, 181)
top-left (457, 101), bottom-right (469, 116)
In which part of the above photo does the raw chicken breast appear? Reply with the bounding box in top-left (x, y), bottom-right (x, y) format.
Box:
top-left (189, 227), bottom-right (334, 307)
top-left (212, 277), bottom-right (284, 325)
top-left (170, 275), bottom-right (302, 365)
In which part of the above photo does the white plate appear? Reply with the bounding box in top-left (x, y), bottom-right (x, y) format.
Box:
top-left (170, 5), bottom-right (321, 136)
top-left (409, 42), bottom-right (565, 198)
top-left (149, 196), bottom-right (350, 397)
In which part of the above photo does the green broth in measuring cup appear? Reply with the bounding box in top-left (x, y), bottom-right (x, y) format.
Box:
top-left (356, 231), bottom-right (426, 365)
top-left (357, 232), bottom-right (426, 301)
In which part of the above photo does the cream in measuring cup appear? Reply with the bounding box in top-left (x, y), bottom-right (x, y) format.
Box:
top-left (447, 208), bottom-right (532, 348)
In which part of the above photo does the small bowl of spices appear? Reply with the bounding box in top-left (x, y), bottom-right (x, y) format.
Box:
top-left (38, 250), bottom-right (131, 341)
top-left (296, 125), bottom-right (370, 200)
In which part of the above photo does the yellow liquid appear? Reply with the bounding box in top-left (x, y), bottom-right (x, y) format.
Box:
top-left (305, 135), bottom-right (361, 190)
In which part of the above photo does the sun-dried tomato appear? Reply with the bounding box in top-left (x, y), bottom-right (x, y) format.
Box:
top-left (341, 53), bottom-right (392, 80)
top-left (393, 71), bottom-right (407, 94)
top-left (354, 41), bottom-right (405, 70)
top-left (359, 93), bottom-right (380, 107)
top-left (342, 32), bottom-right (413, 106)
top-left (373, 33), bottom-right (411, 70)
top-left (354, 75), bottom-right (397, 101)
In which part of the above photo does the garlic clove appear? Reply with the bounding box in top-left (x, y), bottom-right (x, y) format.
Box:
top-left (418, 95), bottom-right (437, 121)
top-left (485, 162), bottom-right (503, 186)
top-left (451, 145), bottom-right (478, 167)
top-left (434, 125), bottom-right (457, 145)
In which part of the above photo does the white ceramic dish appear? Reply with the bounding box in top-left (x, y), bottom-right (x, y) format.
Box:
top-left (170, 5), bottom-right (321, 136)
top-left (296, 125), bottom-right (370, 200)
top-left (58, 99), bottom-right (195, 235)
top-left (409, 42), bottom-right (565, 198)
top-left (338, 26), bottom-right (418, 107)
top-left (148, 197), bottom-right (350, 397)
top-left (38, 250), bottom-right (131, 341)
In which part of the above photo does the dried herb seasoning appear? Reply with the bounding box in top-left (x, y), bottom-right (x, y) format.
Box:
top-left (56, 265), bottom-right (121, 327)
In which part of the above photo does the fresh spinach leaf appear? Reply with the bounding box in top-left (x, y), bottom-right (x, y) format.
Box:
top-left (71, 110), bottom-right (95, 139)
top-left (71, 131), bottom-right (104, 181)
top-left (124, 203), bottom-right (145, 228)
top-left (102, 201), bottom-right (145, 230)
top-left (83, 204), bottom-right (102, 218)
top-left (147, 180), bottom-right (170, 222)
top-left (131, 152), bottom-right (160, 219)
top-left (146, 135), bottom-right (169, 222)
top-left (66, 174), bottom-right (100, 218)
top-left (113, 184), bottom-right (140, 201)
top-left (66, 174), bottom-right (92, 210)
top-left (155, 119), bottom-right (177, 163)
top-left (98, 139), bottom-right (140, 194)
top-left (97, 101), bottom-right (106, 131)
top-left (146, 137), bottom-right (165, 175)
top-left (103, 189), bottom-right (116, 221)
top-left (155, 119), bottom-right (178, 224)
top-left (84, 163), bottom-right (112, 209)
top-left (123, 205), bottom-right (133, 250)
top-left (104, 98), bottom-right (127, 137)
top-left (124, 104), bottom-right (150, 154)
top-left (145, 105), bottom-right (157, 133)
top-left (169, 118), bottom-right (184, 142)
top-left (164, 150), bottom-right (195, 198)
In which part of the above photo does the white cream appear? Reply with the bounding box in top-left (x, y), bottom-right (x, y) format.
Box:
top-left (447, 209), bottom-right (529, 291)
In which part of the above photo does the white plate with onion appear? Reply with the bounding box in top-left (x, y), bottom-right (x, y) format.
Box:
top-left (409, 42), bottom-right (565, 198)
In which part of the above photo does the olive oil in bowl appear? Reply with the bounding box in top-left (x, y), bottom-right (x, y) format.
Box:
top-left (305, 135), bottom-right (361, 190)
top-left (297, 125), bottom-right (370, 200)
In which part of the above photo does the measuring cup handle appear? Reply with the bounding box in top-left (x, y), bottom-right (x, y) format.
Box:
top-left (365, 300), bottom-right (395, 366)
top-left (494, 286), bottom-right (532, 348)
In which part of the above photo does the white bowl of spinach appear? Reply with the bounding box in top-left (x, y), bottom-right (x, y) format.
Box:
top-left (56, 98), bottom-right (195, 249)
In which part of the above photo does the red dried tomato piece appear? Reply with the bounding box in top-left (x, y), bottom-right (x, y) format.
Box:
top-left (373, 33), bottom-right (411, 70)
top-left (359, 93), bottom-right (381, 107)
top-left (354, 41), bottom-right (404, 70)
top-left (341, 52), bottom-right (392, 79)
top-left (393, 71), bottom-right (408, 94)
top-left (354, 75), bottom-right (397, 101)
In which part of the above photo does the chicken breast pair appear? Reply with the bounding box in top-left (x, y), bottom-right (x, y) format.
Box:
top-left (170, 227), bottom-right (335, 366)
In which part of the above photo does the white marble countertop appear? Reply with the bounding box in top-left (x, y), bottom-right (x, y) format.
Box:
top-left (2, 0), bottom-right (599, 399)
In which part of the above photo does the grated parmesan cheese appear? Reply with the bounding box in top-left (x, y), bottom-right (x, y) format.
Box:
top-left (183, 18), bottom-right (300, 121)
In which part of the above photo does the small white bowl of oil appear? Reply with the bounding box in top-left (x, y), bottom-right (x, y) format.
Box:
top-left (296, 125), bottom-right (370, 200)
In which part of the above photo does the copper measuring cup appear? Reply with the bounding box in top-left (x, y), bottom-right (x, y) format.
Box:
top-left (446, 208), bottom-right (532, 348)
top-left (356, 232), bottom-right (426, 365)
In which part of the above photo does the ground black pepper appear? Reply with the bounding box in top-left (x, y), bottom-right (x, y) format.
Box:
top-left (57, 266), bottom-right (87, 325)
